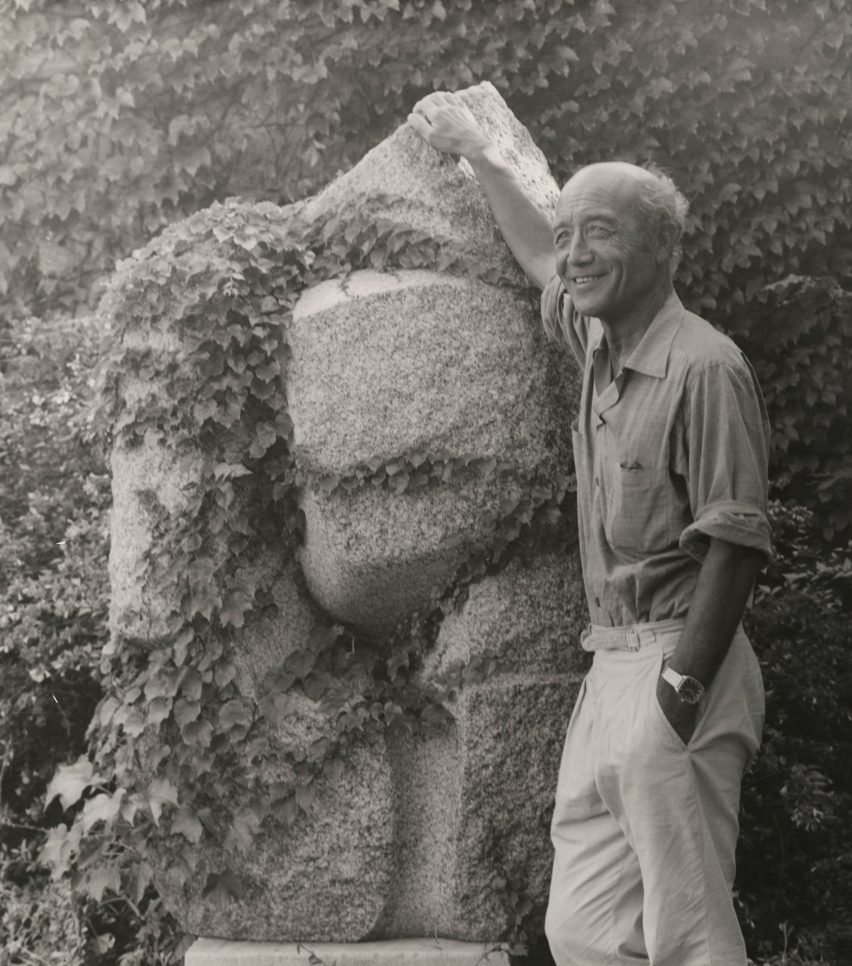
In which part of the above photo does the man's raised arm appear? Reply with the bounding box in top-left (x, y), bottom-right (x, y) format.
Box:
top-left (408, 92), bottom-right (556, 290)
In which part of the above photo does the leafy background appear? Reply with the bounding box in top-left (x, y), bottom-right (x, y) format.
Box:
top-left (1, 0), bottom-right (850, 963)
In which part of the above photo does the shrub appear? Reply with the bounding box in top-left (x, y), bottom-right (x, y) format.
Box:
top-left (739, 502), bottom-right (852, 965)
top-left (0, 313), bottom-right (111, 961)
top-left (0, 841), bottom-right (86, 966)
top-left (0, 313), bottom-right (110, 822)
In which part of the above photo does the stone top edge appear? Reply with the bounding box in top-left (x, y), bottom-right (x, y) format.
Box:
top-left (293, 269), bottom-right (471, 319)
top-left (186, 937), bottom-right (510, 965)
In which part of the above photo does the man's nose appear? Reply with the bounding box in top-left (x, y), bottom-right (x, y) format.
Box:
top-left (556, 232), bottom-right (592, 276)
top-left (568, 231), bottom-right (593, 264)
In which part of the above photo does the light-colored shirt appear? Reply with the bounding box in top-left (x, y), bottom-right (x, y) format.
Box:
top-left (542, 280), bottom-right (772, 627)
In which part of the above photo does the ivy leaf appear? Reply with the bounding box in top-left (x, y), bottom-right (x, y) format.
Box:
top-left (121, 792), bottom-right (148, 825)
top-left (134, 861), bottom-right (155, 905)
top-left (146, 696), bottom-right (172, 728)
top-left (218, 698), bottom-right (252, 732)
top-left (224, 807), bottom-right (261, 853)
top-left (174, 697), bottom-right (201, 729)
top-left (172, 807), bottom-right (204, 844)
top-left (389, 472), bottom-right (410, 495)
top-left (386, 650), bottom-right (409, 678)
top-left (122, 707), bottom-right (146, 737)
top-left (478, 457), bottom-right (498, 479)
top-left (45, 756), bottom-right (97, 810)
top-left (272, 797), bottom-right (299, 827)
top-left (202, 869), bottom-right (242, 903)
top-left (317, 474), bottom-right (341, 495)
top-left (193, 399), bottom-right (219, 423)
top-left (182, 719), bottom-right (214, 748)
top-left (295, 784), bottom-right (317, 813)
top-left (249, 421), bottom-right (278, 458)
top-left (323, 758), bottom-right (344, 783)
top-left (147, 777), bottom-right (179, 827)
top-left (173, 627), bottom-right (195, 666)
top-left (181, 669), bottom-right (204, 702)
top-left (85, 864), bottom-right (122, 903)
top-left (220, 590), bottom-right (254, 628)
top-left (39, 823), bottom-right (79, 877)
top-left (215, 661), bottom-right (238, 688)
top-left (144, 669), bottom-right (180, 701)
top-left (306, 623), bottom-right (341, 654)
top-left (80, 788), bottom-right (126, 834)
top-left (287, 648), bottom-right (319, 679)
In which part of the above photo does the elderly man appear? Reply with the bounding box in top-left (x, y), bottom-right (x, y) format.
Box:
top-left (409, 92), bottom-right (771, 966)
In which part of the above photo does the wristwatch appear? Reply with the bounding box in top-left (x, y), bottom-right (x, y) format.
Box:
top-left (661, 663), bottom-right (705, 705)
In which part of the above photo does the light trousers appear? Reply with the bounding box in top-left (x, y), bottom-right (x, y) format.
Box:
top-left (545, 619), bottom-right (765, 966)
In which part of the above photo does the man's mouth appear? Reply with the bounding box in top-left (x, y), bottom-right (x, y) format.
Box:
top-left (571, 273), bottom-right (607, 287)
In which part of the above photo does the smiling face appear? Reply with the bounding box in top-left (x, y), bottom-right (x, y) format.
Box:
top-left (553, 164), bottom-right (672, 326)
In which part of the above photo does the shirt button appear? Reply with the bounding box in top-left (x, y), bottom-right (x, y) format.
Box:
top-left (594, 597), bottom-right (601, 607)
top-left (594, 477), bottom-right (600, 486)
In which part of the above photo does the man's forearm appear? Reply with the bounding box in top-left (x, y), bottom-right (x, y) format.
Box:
top-left (669, 537), bottom-right (764, 687)
top-left (407, 93), bottom-right (556, 288)
top-left (465, 143), bottom-right (556, 290)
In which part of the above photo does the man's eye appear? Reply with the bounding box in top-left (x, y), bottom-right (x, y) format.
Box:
top-left (554, 230), bottom-right (571, 245)
top-left (587, 225), bottom-right (612, 238)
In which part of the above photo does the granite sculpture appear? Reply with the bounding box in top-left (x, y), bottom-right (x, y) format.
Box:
top-left (107, 82), bottom-right (586, 943)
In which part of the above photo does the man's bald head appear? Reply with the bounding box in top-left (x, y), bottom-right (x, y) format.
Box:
top-left (565, 160), bottom-right (660, 190)
top-left (558, 162), bottom-right (689, 271)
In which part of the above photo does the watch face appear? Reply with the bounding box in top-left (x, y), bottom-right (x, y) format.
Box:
top-left (678, 677), bottom-right (704, 704)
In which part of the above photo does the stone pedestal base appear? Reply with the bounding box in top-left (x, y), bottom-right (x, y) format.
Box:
top-left (184, 938), bottom-right (511, 966)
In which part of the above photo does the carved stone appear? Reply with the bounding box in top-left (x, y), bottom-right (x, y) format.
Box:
top-left (106, 81), bottom-right (584, 943)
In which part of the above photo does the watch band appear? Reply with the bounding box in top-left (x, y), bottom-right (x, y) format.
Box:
top-left (661, 664), bottom-right (705, 704)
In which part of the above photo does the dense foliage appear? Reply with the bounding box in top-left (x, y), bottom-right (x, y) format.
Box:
top-left (0, 313), bottom-right (110, 962)
top-left (0, 314), bottom-right (108, 841)
top-left (740, 504), bottom-right (852, 964)
top-left (3, 0), bottom-right (850, 324)
top-left (740, 278), bottom-right (852, 540)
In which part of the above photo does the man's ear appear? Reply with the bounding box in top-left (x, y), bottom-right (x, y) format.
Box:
top-left (655, 222), bottom-right (680, 266)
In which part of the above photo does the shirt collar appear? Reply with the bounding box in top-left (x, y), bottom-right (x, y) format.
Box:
top-left (591, 291), bottom-right (685, 380)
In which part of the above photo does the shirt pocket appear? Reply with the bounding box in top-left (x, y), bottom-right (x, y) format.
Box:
top-left (602, 449), bottom-right (670, 555)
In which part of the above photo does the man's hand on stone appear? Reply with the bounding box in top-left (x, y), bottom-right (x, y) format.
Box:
top-left (407, 91), bottom-right (492, 159)
top-left (656, 675), bottom-right (699, 746)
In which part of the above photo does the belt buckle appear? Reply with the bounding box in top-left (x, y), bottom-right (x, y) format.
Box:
top-left (626, 628), bottom-right (641, 651)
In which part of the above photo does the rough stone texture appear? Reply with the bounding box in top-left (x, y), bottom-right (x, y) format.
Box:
top-left (301, 82), bottom-right (557, 288)
top-left (289, 272), bottom-right (569, 476)
top-left (185, 938), bottom-right (509, 966)
top-left (106, 82), bottom-right (587, 945)
top-left (290, 270), bottom-right (574, 638)
top-left (298, 470), bottom-right (529, 641)
top-left (374, 552), bottom-right (587, 940)
top-left (422, 552), bottom-right (589, 680)
top-left (156, 736), bottom-right (394, 943)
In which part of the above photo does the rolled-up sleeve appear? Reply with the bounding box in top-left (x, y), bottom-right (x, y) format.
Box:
top-left (677, 358), bottom-right (772, 561)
